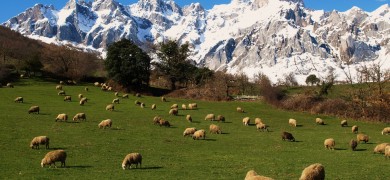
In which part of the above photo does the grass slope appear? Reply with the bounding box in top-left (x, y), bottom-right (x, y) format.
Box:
top-left (0, 79), bottom-right (389, 179)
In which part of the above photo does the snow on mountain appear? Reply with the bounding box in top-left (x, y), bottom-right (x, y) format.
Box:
top-left (2, 0), bottom-right (390, 84)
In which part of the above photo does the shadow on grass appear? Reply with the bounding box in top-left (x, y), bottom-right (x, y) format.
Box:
top-left (191, 121), bottom-right (200, 123)
top-left (296, 125), bottom-right (303, 127)
top-left (66, 165), bottom-right (93, 169)
top-left (354, 148), bottom-right (367, 151)
top-left (221, 132), bottom-right (230, 135)
top-left (110, 127), bottom-right (124, 130)
top-left (35, 113), bottom-right (51, 116)
top-left (66, 121), bottom-right (79, 124)
top-left (292, 140), bottom-right (303, 143)
top-left (204, 139), bottom-right (216, 141)
top-left (50, 147), bottom-right (67, 150)
top-left (334, 148), bottom-right (347, 150)
top-left (140, 166), bottom-right (163, 170)
top-left (221, 121), bottom-right (232, 124)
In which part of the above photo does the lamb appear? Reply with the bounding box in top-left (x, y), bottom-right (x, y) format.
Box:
top-left (204, 114), bottom-right (215, 121)
top-left (385, 145), bottom-right (390, 159)
top-left (237, 106), bottom-right (244, 113)
top-left (112, 98), bottom-right (120, 104)
top-left (14, 96), bottom-right (23, 103)
top-left (135, 100), bottom-right (141, 106)
top-left (135, 93), bottom-right (141, 97)
top-left (159, 120), bottom-right (171, 127)
top-left (140, 103), bottom-right (145, 108)
top-left (153, 116), bottom-right (162, 125)
top-left (352, 125), bottom-right (358, 134)
top-left (216, 115), bottom-right (225, 122)
top-left (122, 153), bottom-right (142, 170)
top-left (106, 104), bottom-right (115, 111)
top-left (171, 104), bottom-right (178, 109)
top-left (183, 127), bottom-right (197, 137)
top-left (324, 138), bottom-right (335, 150)
top-left (373, 143), bottom-right (390, 154)
top-left (350, 139), bottom-right (358, 151)
top-left (151, 104), bottom-right (156, 110)
top-left (122, 94), bottom-right (129, 98)
top-left (114, 92), bottom-right (119, 97)
top-left (94, 82), bottom-right (100, 87)
top-left (30, 136), bottom-right (50, 149)
top-left (55, 85), bottom-right (62, 90)
top-left (6, 83), bottom-right (14, 88)
top-left (55, 113), bottom-right (68, 122)
top-left (192, 129), bottom-right (206, 140)
top-left (79, 98), bottom-right (87, 105)
top-left (243, 117), bottom-right (250, 126)
top-left (188, 103), bottom-right (197, 110)
top-left (41, 150), bottom-right (67, 168)
top-left (254, 118), bottom-right (263, 125)
top-left (72, 113), bottom-right (86, 121)
top-left (256, 123), bottom-right (269, 132)
top-left (58, 90), bottom-right (66, 96)
top-left (315, 118), bottom-right (325, 125)
top-left (78, 94), bottom-right (83, 99)
top-left (161, 96), bottom-right (166, 102)
top-left (289, 118), bottom-right (297, 127)
top-left (381, 127), bottom-right (390, 135)
top-left (28, 106), bottom-right (40, 114)
top-left (356, 133), bottom-right (369, 143)
top-left (281, 131), bottom-right (295, 141)
top-left (186, 115), bottom-right (192, 122)
top-left (98, 119), bottom-right (112, 129)
top-left (299, 163), bottom-right (325, 180)
top-left (169, 108), bottom-right (178, 116)
top-left (245, 170), bottom-right (274, 180)
top-left (209, 124), bottom-right (222, 134)
top-left (341, 120), bottom-right (348, 127)
top-left (64, 96), bottom-right (71, 102)
top-left (182, 104), bottom-right (187, 110)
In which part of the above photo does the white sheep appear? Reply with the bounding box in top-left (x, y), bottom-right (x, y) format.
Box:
top-left (122, 94), bottom-right (129, 98)
top-left (55, 85), bottom-right (62, 90)
top-left (315, 118), bottom-right (325, 125)
top-left (140, 103), bottom-right (145, 108)
top-left (341, 120), bottom-right (348, 127)
top-left (289, 118), bottom-right (297, 127)
top-left (245, 170), bottom-right (274, 180)
top-left (159, 120), bottom-right (171, 127)
top-left (78, 94), bottom-right (83, 99)
top-left (64, 96), bottom-right (71, 102)
top-left (204, 114), bottom-right (215, 121)
top-left (186, 115), bottom-right (192, 122)
top-left (352, 125), bottom-right (358, 134)
top-left (171, 104), bottom-right (178, 109)
top-left (256, 123), bottom-right (269, 132)
top-left (114, 92), bottom-right (119, 97)
top-left (72, 113), bottom-right (86, 121)
top-left (58, 90), bottom-right (66, 96)
top-left (153, 116), bottom-right (162, 125)
top-left (237, 106), bottom-right (244, 113)
top-left (106, 104), bottom-right (115, 111)
top-left (98, 119), bottom-right (112, 129)
top-left (192, 129), bottom-right (206, 140)
top-left (55, 113), bottom-right (68, 122)
top-left (28, 106), bottom-right (40, 114)
top-left (112, 98), bottom-right (120, 104)
top-left (151, 104), bottom-right (156, 110)
top-left (188, 103), bottom-right (197, 110)
top-left (161, 96), bottom-right (167, 102)
top-left (183, 127), bottom-right (197, 137)
top-left (94, 82), bottom-right (100, 87)
top-left (14, 96), bottom-right (23, 103)
top-left (209, 124), bottom-right (222, 134)
top-left (324, 138), bottom-right (335, 150)
top-left (216, 115), bottom-right (225, 122)
top-left (254, 118), bottom-right (263, 125)
top-left (242, 117), bottom-right (250, 126)
top-left (122, 153), bottom-right (142, 170)
top-left (41, 150), bottom-right (67, 168)
top-left (357, 133), bottom-right (369, 143)
top-left (30, 136), bottom-right (49, 149)
top-left (385, 145), bottom-right (390, 159)
top-left (169, 108), bottom-right (178, 116)
top-left (299, 163), bottom-right (325, 180)
top-left (381, 127), bottom-right (390, 135)
top-left (374, 143), bottom-right (390, 154)
top-left (181, 104), bottom-right (187, 110)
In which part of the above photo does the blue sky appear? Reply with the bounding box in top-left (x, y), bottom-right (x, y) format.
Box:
top-left (1, 0), bottom-right (389, 23)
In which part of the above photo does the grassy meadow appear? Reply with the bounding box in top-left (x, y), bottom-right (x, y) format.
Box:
top-left (0, 79), bottom-right (389, 179)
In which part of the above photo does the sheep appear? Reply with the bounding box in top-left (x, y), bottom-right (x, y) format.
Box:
top-left (106, 104), bottom-right (115, 111)
top-left (159, 120), bottom-right (171, 127)
top-left (382, 127), bottom-right (390, 135)
top-left (161, 96), bottom-right (166, 102)
top-left (79, 98), bottom-right (87, 105)
top-left (78, 94), bottom-right (83, 99)
top-left (350, 139), bottom-right (358, 151)
top-left (289, 118), bottom-right (297, 127)
top-left (169, 108), bottom-right (178, 116)
top-left (114, 92), bottom-right (119, 97)
top-left (57, 90), bottom-right (66, 96)
top-left (341, 120), bottom-right (348, 127)
top-left (192, 129), bottom-right (206, 140)
top-left (64, 96), bottom-right (71, 102)
top-left (299, 163), bottom-right (325, 180)
top-left (135, 100), bottom-right (141, 106)
top-left (216, 115), bottom-right (225, 122)
top-left (122, 153), bottom-right (142, 170)
top-left (122, 94), bottom-right (129, 98)
top-left (385, 145), bottom-right (390, 159)
top-left (108, 87), bottom-right (113, 91)
top-left (204, 114), bottom-right (215, 121)
top-left (7, 83), bottom-right (14, 88)
top-left (153, 116), bottom-right (162, 125)
top-left (254, 118), bottom-right (263, 125)
top-left (324, 138), bottom-right (335, 150)
top-left (315, 118), bottom-right (325, 125)
top-left (151, 104), bottom-right (156, 110)
top-left (183, 127), bottom-right (197, 137)
top-left (181, 104), bottom-right (187, 110)
top-left (242, 117), bottom-right (250, 126)
top-left (237, 106), bottom-right (244, 113)
top-left (72, 113), bottom-right (86, 121)
top-left (60, 81), bottom-right (65, 85)
top-left (94, 82), bottom-right (100, 86)
top-left (281, 131), bottom-right (295, 142)
top-left (55, 85), bottom-right (62, 90)
top-left (41, 150), bottom-right (67, 168)
top-left (186, 115), bottom-right (192, 122)
top-left (84, 87), bottom-right (88, 91)
top-left (245, 170), bottom-right (274, 180)
top-left (55, 113), bottom-right (68, 122)
top-left (112, 98), bottom-right (120, 104)
top-left (98, 119), bottom-right (112, 129)
top-left (14, 96), bottom-right (23, 103)
top-left (135, 93), bottom-right (141, 97)
top-left (80, 97), bottom-right (88, 103)
top-left (171, 104), bottom-right (178, 109)
top-left (140, 103), bottom-right (145, 108)
top-left (30, 136), bottom-right (49, 149)
top-left (352, 125), bottom-right (358, 134)
top-left (374, 143), bottom-right (390, 154)
top-left (188, 103), bottom-right (197, 110)
top-left (356, 133), bottom-right (369, 143)
top-left (28, 106), bottom-right (40, 114)
top-left (256, 123), bottom-right (269, 132)
top-left (209, 124), bottom-right (222, 134)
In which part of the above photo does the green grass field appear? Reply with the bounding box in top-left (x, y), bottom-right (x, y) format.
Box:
top-left (0, 79), bottom-right (389, 179)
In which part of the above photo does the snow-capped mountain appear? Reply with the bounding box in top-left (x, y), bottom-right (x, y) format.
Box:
top-left (3, 0), bottom-right (390, 84)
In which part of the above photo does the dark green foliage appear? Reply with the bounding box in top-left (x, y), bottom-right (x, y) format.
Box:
top-left (105, 39), bottom-right (151, 90)
top-left (306, 74), bottom-right (320, 86)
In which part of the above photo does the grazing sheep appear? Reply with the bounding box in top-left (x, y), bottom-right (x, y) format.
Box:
top-left (55, 85), bottom-right (62, 90)
top-left (169, 108), bottom-right (178, 116)
top-left (159, 120), bottom-right (171, 127)
top-left (385, 146), bottom-right (390, 159)
top-left (188, 103), bottom-right (197, 110)
top-left (122, 153), bottom-right (142, 170)
top-left (106, 104), bottom-right (114, 111)
top-left (350, 139), bottom-right (358, 151)
top-left (6, 83), bottom-right (14, 88)
top-left (60, 81), bottom-right (65, 85)
top-left (64, 96), bottom-right (71, 102)
top-left (237, 107), bottom-right (244, 113)
top-left (30, 136), bottom-right (50, 149)
top-left (382, 127), bottom-right (390, 135)
top-left (245, 170), bottom-right (274, 180)
top-left (72, 113), bottom-right (86, 121)
top-left (79, 98), bottom-right (87, 105)
top-left (216, 115), bottom-right (225, 122)
top-left (299, 163), bottom-right (325, 180)
top-left (186, 115), bottom-right (192, 122)
top-left (94, 82), bottom-right (100, 87)
top-left (341, 120), bottom-right (348, 127)
top-left (315, 118), bottom-right (325, 125)
top-left (209, 124), bottom-right (222, 134)
top-left (161, 96), bottom-right (167, 102)
top-left (182, 104), bottom-right (187, 110)
top-left (254, 118), bottom-right (263, 125)
top-left (122, 94), bottom-right (129, 98)
top-left (58, 90), bottom-right (66, 96)
top-left (151, 104), bottom-right (156, 110)
top-left (183, 127), bottom-right (197, 137)
top-left (135, 93), bottom-right (141, 97)
top-left (192, 129), bottom-right (206, 140)
top-left (28, 106), bottom-right (40, 114)
top-left (352, 125), bottom-right (358, 134)
top-left (256, 123), bottom-right (269, 132)
top-left (282, 131), bottom-right (295, 141)
top-left (114, 92), bottom-right (119, 97)
top-left (243, 117), bottom-right (250, 126)
top-left (112, 98), bottom-right (120, 104)
top-left (108, 87), bottom-right (113, 91)
top-left (171, 104), bottom-right (178, 109)
top-left (14, 96), bottom-right (23, 103)
top-left (140, 103), bottom-right (145, 108)
top-left (78, 94), bottom-right (83, 99)
top-left (135, 100), bottom-right (141, 106)
top-left (324, 138), bottom-right (335, 150)
top-left (55, 113), bottom-right (68, 122)
top-left (41, 150), bottom-right (67, 168)
top-left (374, 143), bottom-right (390, 154)
top-left (153, 116), bottom-right (162, 125)
top-left (98, 119), bottom-right (112, 129)
top-left (85, 87), bottom-right (88, 91)
top-left (289, 118), bottom-right (297, 127)
top-left (357, 133), bottom-right (369, 143)
top-left (204, 114), bottom-right (215, 121)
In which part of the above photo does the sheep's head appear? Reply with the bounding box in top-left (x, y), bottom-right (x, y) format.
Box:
top-left (122, 164), bottom-right (126, 170)
top-left (41, 159), bottom-right (47, 167)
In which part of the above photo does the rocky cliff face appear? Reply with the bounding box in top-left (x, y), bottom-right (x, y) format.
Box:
top-left (2, 0), bottom-right (390, 83)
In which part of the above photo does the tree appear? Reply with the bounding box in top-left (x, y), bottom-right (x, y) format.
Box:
top-left (105, 39), bottom-right (151, 90)
top-left (305, 74), bottom-right (320, 86)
